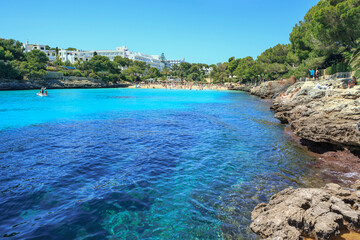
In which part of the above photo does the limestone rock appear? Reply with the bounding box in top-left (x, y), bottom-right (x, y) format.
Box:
top-left (251, 184), bottom-right (360, 239)
top-left (270, 80), bottom-right (360, 150)
top-left (250, 80), bottom-right (293, 99)
top-left (0, 78), bottom-right (129, 90)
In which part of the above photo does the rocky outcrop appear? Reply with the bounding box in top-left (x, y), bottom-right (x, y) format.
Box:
top-left (250, 80), bottom-right (294, 99)
top-left (228, 83), bottom-right (254, 92)
top-left (271, 79), bottom-right (360, 152)
top-left (0, 78), bottom-right (130, 90)
top-left (251, 182), bottom-right (360, 240)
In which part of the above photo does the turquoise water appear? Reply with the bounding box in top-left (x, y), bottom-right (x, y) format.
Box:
top-left (0, 89), bottom-right (318, 239)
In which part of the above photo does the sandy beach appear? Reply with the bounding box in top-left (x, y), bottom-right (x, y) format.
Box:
top-left (127, 82), bottom-right (229, 91)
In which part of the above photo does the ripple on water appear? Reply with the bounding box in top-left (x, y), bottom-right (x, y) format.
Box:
top-left (0, 89), bottom-right (321, 239)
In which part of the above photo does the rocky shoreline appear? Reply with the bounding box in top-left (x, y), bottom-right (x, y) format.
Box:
top-left (233, 78), bottom-right (360, 239)
top-left (0, 78), bottom-right (130, 90)
top-left (233, 78), bottom-right (360, 185)
top-left (251, 182), bottom-right (360, 240)
top-left (271, 79), bottom-right (360, 186)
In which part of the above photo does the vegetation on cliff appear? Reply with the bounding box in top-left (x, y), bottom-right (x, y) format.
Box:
top-left (2, 0), bottom-right (359, 84)
top-left (211, 0), bottom-right (360, 83)
top-left (0, 37), bottom-right (213, 83)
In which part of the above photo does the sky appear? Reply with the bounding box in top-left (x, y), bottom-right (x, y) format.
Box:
top-left (0, 0), bottom-right (319, 64)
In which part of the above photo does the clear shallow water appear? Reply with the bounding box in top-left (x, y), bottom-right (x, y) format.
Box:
top-left (0, 89), bottom-right (320, 239)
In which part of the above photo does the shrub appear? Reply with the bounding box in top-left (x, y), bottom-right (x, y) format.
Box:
top-left (72, 70), bottom-right (84, 77)
top-left (326, 63), bottom-right (351, 75)
top-left (89, 72), bottom-right (98, 79)
top-left (354, 69), bottom-right (360, 80)
top-left (0, 61), bottom-right (22, 80)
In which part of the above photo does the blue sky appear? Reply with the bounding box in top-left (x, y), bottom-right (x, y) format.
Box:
top-left (0, 0), bottom-right (319, 64)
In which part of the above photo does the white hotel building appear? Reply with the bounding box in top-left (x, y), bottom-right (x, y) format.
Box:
top-left (23, 42), bottom-right (57, 62)
top-left (23, 42), bottom-right (184, 70)
top-left (166, 58), bottom-right (186, 68)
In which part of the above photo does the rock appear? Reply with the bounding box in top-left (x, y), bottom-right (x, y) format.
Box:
top-left (250, 80), bottom-right (294, 99)
top-left (352, 180), bottom-right (360, 191)
top-left (228, 83), bottom-right (253, 92)
top-left (270, 79), bottom-right (360, 150)
top-left (355, 191), bottom-right (360, 198)
top-left (0, 78), bottom-right (130, 90)
top-left (251, 184), bottom-right (360, 239)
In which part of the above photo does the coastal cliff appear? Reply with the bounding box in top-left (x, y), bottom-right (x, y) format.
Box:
top-left (270, 80), bottom-right (360, 153)
top-left (246, 77), bottom-right (360, 154)
top-left (248, 78), bottom-right (360, 239)
top-left (250, 80), bottom-right (295, 99)
top-left (245, 78), bottom-right (360, 184)
top-left (228, 80), bottom-right (294, 98)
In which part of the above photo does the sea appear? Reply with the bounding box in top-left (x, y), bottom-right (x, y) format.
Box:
top-left (0, 88), bottom-right (322, 239)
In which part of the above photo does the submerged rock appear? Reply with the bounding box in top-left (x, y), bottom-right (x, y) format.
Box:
top-left (250, 182), bottom-right (360, 240)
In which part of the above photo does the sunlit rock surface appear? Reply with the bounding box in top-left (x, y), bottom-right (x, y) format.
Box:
top-left (251, 181), bottom-right (360, 240)
top-left (270, 80), bottom-right (360, 151)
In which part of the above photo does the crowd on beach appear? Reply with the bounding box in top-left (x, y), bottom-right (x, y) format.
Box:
top-left (130, 82), bottom-right (228, 91)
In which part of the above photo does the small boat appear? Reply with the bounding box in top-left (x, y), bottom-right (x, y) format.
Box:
top-left (37, 92), bottom-right (48, 97)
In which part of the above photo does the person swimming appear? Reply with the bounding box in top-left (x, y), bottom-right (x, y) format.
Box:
top-left (38, 87), bottom-right (48, 96)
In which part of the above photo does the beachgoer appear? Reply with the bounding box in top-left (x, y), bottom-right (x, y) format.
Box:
top-left (348, 76), bottom-right (357, 88)
top-left (310, 69), bottom-right (315, 80)
top-left (315, 69), bottom-right (319, 80)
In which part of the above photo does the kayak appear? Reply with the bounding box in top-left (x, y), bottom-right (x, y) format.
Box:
top-left (37, 93), bottom-right (48, 97)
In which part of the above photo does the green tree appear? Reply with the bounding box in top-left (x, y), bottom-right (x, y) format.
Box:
top-left (55, 47), bottom-right (59, 60)
top-left (4, 51), bottom-right (14, 60)
top-left (257, 44), bottom-right (291, 80)
top-left (123, 65), bottom-right (143, 82)
top-left (114, 56), bottom-right (133, 67)
top-left (133, 60), bottom-right (147, 71)
top-left (160, 53), bottom-right (166, 63)
top-left (0, 61), bottom-right (22, 79)
top-left (210, 62), bottom-right (228, 83)
top-left (234, 56), bottom-right (258, 83)
top-left (227, 57), bottom-right (239, 77)
top-left (80, 55), bottom-right (114, 72)
top-left (0, 47), bottom-right (5, 60)
top-left (178, 62), bottom-right (191, 80)
top-left (161, 67), bottom-right (170, 77)
top-left (0, 38), bottom-right (25, 61)
top-left (26, 49), bottom-right (49, 64)
top-left (148, 67), bottom-right (161, 78)
top-left (19, 50), bottom-right (49, 79)
top-left (64, 60), bottom-right (73, 67)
